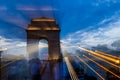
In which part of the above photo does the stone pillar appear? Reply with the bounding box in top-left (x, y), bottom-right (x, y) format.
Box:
top-left (27, 39), bottom-right (39, 60)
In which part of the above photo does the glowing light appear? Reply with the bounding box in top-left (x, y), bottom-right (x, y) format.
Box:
top-left (27, 27), bottom-right (41, 30)
top-left (44, 27), bottom-right (51, 30)
top-left (27, 27), bottom-right (59, 31)
top-left (52, 27), bottom-right (59, 30)
top-left (87, 53), bottom-right (120, 69)
top-left (83, 55), bottom-right (120, 79)
top-left (116, 60), bottom-right (120, 64)
top-left (95, 50), bottom-right (119, 59)
top-left (78, 46), bottom-right (120, 64)
top-left (43, 27), bottom-right (59, 30)
top-left (0, 48), bottom-right (7, 51)
top-left (76, 56), bottom-right (105, 80)
top-left (64, 57), bottom-right (79, 80)
top-left (32, 18), bottom-right (55, 22)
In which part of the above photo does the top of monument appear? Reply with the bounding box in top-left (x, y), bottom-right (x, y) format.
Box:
top-left (27, 17), bottom-right (60, 31)
top-left (32, 17), bottom-right (55, 22)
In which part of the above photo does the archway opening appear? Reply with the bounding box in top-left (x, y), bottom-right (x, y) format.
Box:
top-left (39, 39), bottom-right (48, 61)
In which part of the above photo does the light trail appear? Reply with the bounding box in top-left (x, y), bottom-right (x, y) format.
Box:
top-left (0, 58), bottom-right (21, 69)
top-left (0, 57), bottom-right (22, 76)
top-left (76, 56), bottom-right (105, 80)
top-left (88, 53), bottom-right (120, 69)
top-left (64, 57), bottom-right (79, 80)
top-left (0, 48), bottom-right (7, 51)
top-left (78, 46), bottom-right (120, 64)
top-left (95, 50), bottom-right (120, 59)
top-left (83, 55), bottom-right (120, 79)
top-left (40, 60), bottom-right (49, 75)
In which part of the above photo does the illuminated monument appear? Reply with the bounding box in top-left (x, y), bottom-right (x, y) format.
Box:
top-left (26, 17), bottom-right (61, 60)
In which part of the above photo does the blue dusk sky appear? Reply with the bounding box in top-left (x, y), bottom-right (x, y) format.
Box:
top-left (0, 0), bottom-right (120, 55)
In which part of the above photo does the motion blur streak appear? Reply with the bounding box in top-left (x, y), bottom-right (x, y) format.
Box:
top-left (64, 57), bottom-right (79, 80)
top-left (95, 50), bottom-right (120, 60)
top-left (87, 53), bottom-right (120, 69)
top-left (83, 55), bottom-right (120, 79)
top-left (76, 56), bottom-right (105, 80)
top-left (0, 57), bottom-right (21, 69)
top-left (78, 46), bottom-right (120, 64)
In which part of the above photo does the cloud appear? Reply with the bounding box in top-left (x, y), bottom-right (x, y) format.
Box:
top-left (92, 0), bottom-right (120, 7)
top-left (0, 36), bottom-right (49, 56)
top-left (0, 6), bottom-right (7, 11)
top-left (17, 5), bottom-right (58, 11)
top-left (0, 36), bottom-right (12, 47)
top-left (0, 36), bottom-right (26, 55)
top-left (16, 42), bottom-right (26, 47)
top-left (0, 37), bottom-right (25, 49)
top-left (40, 6), bottom-right (58, 11)
top-left (39, 42), bottom-right (48, 48)
top-left (17, 6), bottom-right (38, 11)
top-left (61, 15), bottom-right (120, 52)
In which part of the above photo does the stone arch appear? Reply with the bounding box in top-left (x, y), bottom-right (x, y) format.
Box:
top-left (26, 17), bottom-right (61, 60)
